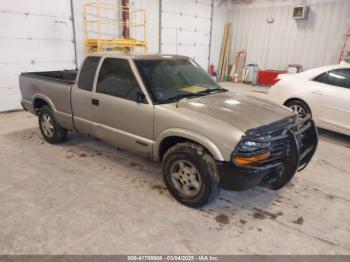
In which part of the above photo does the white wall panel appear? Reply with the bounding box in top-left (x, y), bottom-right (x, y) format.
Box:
top-left (160, 0), bottom-right (213, 70)
top-left (0, 0), bottom-right (75, 112)
top-left (130, 0), bottom-right (160, 53)
top-left (230, 0), bottom-right (350, 70)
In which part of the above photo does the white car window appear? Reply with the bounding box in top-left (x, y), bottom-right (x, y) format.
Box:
top-left (314, 69), bottom-right (350, 89)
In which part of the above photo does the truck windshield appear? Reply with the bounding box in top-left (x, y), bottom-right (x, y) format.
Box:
top-left (135, 58), bottom-right (225, 103)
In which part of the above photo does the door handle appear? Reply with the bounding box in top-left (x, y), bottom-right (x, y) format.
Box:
top-left (311, 90), bottom-right (323, 95)
top-left (91, 98), bottom-right (99, 106)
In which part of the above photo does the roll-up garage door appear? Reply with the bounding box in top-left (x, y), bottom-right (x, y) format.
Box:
top-left (0, 0), bottom-right (76, 112)
top-left (160, 0), bottom-right (213, 71)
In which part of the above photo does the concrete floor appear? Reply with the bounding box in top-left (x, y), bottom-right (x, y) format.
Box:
top-left (0, 84), bottom-right (350, 254)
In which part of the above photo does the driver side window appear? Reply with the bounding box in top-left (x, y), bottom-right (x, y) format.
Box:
top-left (314, 69), bottom-right (350, 89)
top-left (96, 58), bottom-right (144, 101)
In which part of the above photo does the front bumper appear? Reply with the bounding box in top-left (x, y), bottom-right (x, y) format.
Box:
top-left (217, 116), bottom-right (318, 191)
top-left (217, 162), bottom-right (271, 190)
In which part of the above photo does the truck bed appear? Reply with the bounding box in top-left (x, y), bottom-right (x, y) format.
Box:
top-left (21, 70), bottom-right (77, 85)
top-left (20, 70), bottom-right (77, 131)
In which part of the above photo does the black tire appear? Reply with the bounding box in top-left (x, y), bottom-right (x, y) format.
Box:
top-left (285, 99), bottom-right (311, 117)
top-left (38, 105), bottom-right (67, 144)
top-left (162, 142), bottom-right (220, 208)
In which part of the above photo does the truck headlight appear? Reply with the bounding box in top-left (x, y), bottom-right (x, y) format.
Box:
top-left (237, 135), bottom-right (272, 151)
top-left (232, 135), bottom-right (272, 166)
top-left (240, 140), bottom-right (260, 150)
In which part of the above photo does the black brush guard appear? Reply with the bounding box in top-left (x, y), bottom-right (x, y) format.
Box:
top-left (218, 115), bottom-right (318, 191)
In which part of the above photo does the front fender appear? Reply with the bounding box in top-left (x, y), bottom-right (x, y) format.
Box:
top-left (153, 128), bottom-right (225, 162)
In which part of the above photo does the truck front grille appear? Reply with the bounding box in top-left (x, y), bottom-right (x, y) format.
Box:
top-left (233, 115), bottom-right (317, 170)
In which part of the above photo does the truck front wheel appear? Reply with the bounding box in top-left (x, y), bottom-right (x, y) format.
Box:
top-left (38, 106), bottom-right (67, 144)
top-left (162, 142), bottom-right (220, 208)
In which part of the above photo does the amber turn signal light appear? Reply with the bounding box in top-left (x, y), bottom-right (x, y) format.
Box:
top-left (233, 152), bottom-right (272, 166)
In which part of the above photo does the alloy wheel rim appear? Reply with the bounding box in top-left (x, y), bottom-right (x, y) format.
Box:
top-left (170, 160), bottom-right (202, 197)
top-left (41, 114), bottom-right (54, 138)
top-left (289, 104), bottom-right (306, 116)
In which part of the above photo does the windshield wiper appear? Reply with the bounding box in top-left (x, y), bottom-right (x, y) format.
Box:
top-left (158, 93), bottom-right (205, 104)
top-left (157, 88), bottom-right (227, 104)
top-left (197, 88), bottom-right (228, 94)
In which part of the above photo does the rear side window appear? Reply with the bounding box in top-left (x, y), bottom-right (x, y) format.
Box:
top-left (314, 69), bottom-right (350, 89)
top-left (96, 58), bottom-right (141, 101)
top-left (313, 72), bottom-right (328, 83)
top-left (78, 56), bottom-right (101, 91)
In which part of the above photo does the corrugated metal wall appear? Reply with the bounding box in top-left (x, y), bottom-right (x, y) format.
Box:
top-left (230, 0), bottom-right (350, 70)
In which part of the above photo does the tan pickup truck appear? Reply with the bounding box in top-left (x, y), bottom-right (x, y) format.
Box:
top-left (19, 53), bottom-right (318, 207)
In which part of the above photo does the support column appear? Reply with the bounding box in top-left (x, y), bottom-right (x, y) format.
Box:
top-left (122, 0), bottom-right (130, 39)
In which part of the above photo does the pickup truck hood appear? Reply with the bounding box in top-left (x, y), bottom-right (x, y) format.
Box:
top-left (176, 91), bottom-right (293, 132)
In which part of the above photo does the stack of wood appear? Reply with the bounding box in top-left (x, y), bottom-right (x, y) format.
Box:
top-left (217, 22), bottom-right (232, 82)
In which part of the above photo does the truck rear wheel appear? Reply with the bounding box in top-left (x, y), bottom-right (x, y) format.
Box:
top-left (38, 106), bottom-right (67, 144)
top-left (162, 142), bottom-right (220, 208)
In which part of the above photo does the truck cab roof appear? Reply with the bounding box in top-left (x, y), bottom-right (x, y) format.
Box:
top-left (87, 52), bottom-right (190, 61)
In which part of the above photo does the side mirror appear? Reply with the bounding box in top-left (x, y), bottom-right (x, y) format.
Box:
top-left (136, 91), bottom-right (146, 103)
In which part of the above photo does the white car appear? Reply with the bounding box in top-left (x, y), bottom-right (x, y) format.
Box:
top-left (267, 64), bottom-right (350, 136)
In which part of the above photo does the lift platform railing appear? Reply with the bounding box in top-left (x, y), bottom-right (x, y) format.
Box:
top-left (83, 2), bottom-right (147, 53)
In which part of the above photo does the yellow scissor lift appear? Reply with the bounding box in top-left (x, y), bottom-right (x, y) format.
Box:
top-left (84, 2), bottom-right (147, 53)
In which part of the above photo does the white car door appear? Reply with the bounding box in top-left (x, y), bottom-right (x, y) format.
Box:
top-left (309, 68), bottom-right (350, 133)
